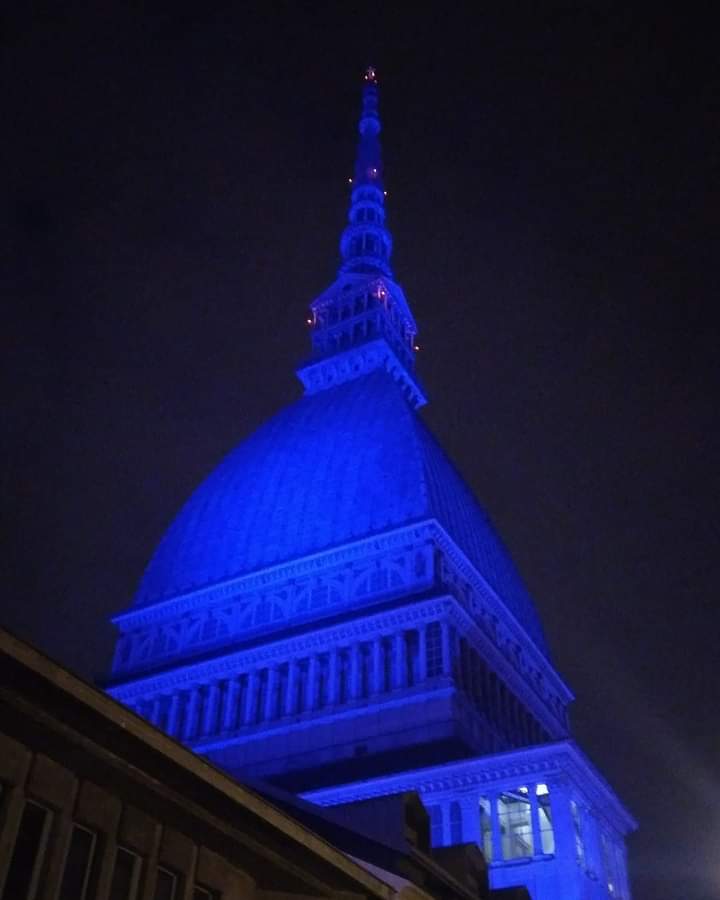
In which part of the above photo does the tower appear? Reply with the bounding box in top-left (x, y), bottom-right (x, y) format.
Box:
top-left (107, 70), bottom-right (635, 900)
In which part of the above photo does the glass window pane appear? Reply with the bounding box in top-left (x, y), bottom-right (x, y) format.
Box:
top-left (570, 800), bottom-right (586, 866)
top-left (109, 847), bottom-right (142, 900)
top-left (58, 825), bottom-right (96, 900)
top-left (497, 788), bottom-right (533, 860)
top-left (154, 867), bottom-right (177, 900)
top-left (3, 801), bottom-right (51, 900)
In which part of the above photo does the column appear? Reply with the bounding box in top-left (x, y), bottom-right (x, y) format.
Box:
top-left (460, 794), bottom-right (481, 846)
top-left (371, 638), bottom-right (383, 693)
top-left (349, 643), bottom-right (361, 699)
top-left (166, 693), bottom-right (181, 736)
top-left (441, 799), bottom-right (452, 847)
top-left (306, 656), bottom-right (318, 710)
top-left (182, 688), bottom-right (201, 740)
top-left (327, 649), bottom-right (338, 704)
top-left (244, 671), bottom-right (259, 724)
top-left (392, 632), bottom-right (406, 689)
top-left (490, 792), bottom-right (504, 863)
top-left (221, 678), bottom-right (240, 731)
top-left (418, 625), bottom-right (428, 681)
top-left (202, 682), bottom-right (221, 735)
top-left (265, 667), bottom-right (278, 720)
top-left (285, 660), bottom-right (297, 715)
top-left (547, 779), bottom-right (577, 868)
top-left (528, 784), bottom-right (541, 857)
top-left (440, 621), bottom-right (452, 676)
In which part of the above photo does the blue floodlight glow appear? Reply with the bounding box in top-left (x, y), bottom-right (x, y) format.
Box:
top-left (106, 69), bottom-right (636, 900)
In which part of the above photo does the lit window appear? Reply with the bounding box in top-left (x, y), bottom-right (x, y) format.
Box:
top-left (58, 824), bottom-right (98, 900)
top-left (497, 789), bottom-right (533, 859)
top-left (109, 847), bottom-right (142, 900)
top-left (570, 800), bottom-right (585, 867)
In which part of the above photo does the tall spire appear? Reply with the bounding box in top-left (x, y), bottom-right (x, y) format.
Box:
top-left (296, 68), bottom-right (426, 409)
top-left (339, 67), bottom-right (393, 277)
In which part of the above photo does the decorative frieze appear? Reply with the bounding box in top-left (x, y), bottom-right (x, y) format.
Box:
top-left (114, 528), bottom-right (436, 675)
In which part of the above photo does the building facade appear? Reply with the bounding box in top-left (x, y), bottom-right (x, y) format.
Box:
top-left (1, 628), bottom-right (534, 900)
top-left (106, 69), bottom-right (636, 900)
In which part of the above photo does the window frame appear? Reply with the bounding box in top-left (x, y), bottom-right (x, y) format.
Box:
top-left (57, 822), bottom-right (99, 900)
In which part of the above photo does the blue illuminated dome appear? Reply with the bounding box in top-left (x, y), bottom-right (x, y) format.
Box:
top-left (130, 65), bottom-right (549, 657)
top-left (135, 369), bottom-right (548, 653)
top-left (109, 71), bottom-right (637, 900)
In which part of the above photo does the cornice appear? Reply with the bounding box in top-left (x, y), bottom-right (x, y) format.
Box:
top-left (108, 595), bottom-right (454, 700)
top-left (302, 740), bottom-right (637, 834)
top-left (429, 521), bottom-right (574, 704)
top-left (296, 338), bottom-right (427, 408)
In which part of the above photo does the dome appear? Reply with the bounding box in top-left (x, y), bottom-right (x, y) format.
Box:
top-left (135, 371), bottom-right (548, 655)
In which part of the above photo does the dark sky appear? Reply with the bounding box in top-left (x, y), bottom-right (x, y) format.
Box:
top-left (3, 5), bottom-right (718, 899)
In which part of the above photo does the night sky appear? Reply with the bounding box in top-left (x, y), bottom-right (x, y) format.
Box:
top-left (3, 5), bottom-right (718, 899)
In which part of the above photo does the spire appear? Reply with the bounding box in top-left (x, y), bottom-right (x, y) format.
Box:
top-left (339, 67), bottom-right (393, 277)
top-left (296, 69), bottom-right (427, 409)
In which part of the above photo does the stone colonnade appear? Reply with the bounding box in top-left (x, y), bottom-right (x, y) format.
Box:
top-left (133, 621), bottom-right (447, 741)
